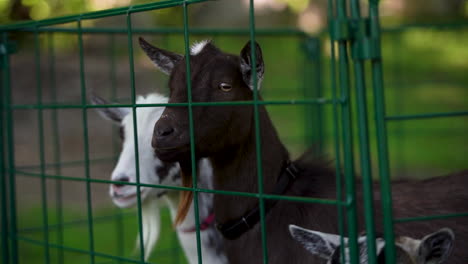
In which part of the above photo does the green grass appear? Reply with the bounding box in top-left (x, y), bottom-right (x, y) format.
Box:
top-left (16, 207), bottom-right (186, 264)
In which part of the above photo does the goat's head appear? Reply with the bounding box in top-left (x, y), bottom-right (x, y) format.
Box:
top-left (92, 94), bottom-right (181, 208)
top-left (138, 38), bottom-right (264, 163)
top-left (288, 225), bottom-right (454, 264)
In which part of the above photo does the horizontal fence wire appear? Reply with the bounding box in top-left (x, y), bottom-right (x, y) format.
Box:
top-left (17, 27), bottom-right (310, 36)
top-left (382, 21), bottom-right (468, 33)
top-left (14, 235), bottom-right (148, 264)
top-left (10, 99), bottom-right (335, 110)
top-left (15, 234), bottom-right (182, 264)
top-left (14, 169), bottom-right (345, 206)
top-left (386, 111), bottom-right (468, 121)
top-left (9, 19), bottom-right (468, 35)
top-left (13, 156), bottom-right (118, 171)
top-left (394, 212), bottom-right (468, 223)
top-left (18, 212), bottom-right (134, 233)
top-left (0, 0), bottom-right (213, 31)
top-left (13, 21), bottom-right (468, 36)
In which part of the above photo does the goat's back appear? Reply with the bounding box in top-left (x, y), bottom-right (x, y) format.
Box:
top-left (220, 159), bottom-right (468, 264)
top-left (371, 170), bottom-right (468, 263)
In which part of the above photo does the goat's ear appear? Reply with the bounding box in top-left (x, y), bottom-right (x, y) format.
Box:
top-left (418, 228), bottom-right (454, 264)
top-left (91, 94), bottom-right (129, 124)
top-left (240, 41), bottom-right (265, 91)
top-left (138, 37), bottom-right (183, 75)
top-left (289, 225), bottom-right (339, 260)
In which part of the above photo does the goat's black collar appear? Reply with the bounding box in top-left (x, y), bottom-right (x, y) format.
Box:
top-left (216, 162), bottom-right (299, 240)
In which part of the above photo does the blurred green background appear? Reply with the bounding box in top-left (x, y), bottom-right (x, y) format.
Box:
top-left (2, 0), bottom-right (467, 263)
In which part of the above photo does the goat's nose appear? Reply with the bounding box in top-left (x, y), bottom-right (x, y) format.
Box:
top-left (112, 176), bottom-right (129, 188)
top-left (154, 123), bottom-right (175, 141)
top-left (158, 126), bottom-right (174, 137)
top-left (153, 118), bottom-right (176, 149)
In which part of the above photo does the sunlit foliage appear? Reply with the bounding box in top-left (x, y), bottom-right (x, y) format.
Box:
top-left (276, 0), bottom-right (308, 13)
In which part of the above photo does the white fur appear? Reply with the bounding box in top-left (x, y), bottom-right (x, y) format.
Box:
top-left (190, 40), bottom-right (210, 55)
top-left (396, 236), bottom-right (421, 262)
top-left (138, 200), bottom-right (161, 260)
top-left (109, 93), bottom-right (172, 208)
top-left (97, 93), bottom-right (227, 263)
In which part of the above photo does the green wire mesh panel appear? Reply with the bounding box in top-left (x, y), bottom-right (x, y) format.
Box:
top-left (1, 0), bottom-right (467, 264)
top-left (0, 1), bottom-right (326, 264)
top-left (380, 21), bottom-right (468, 233)
top-left (382, 23), bottom-right (468, 177)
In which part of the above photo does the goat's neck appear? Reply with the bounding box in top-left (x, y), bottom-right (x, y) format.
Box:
top-left (165, 191), bottom-right (198, 230)
top-left (164, 191), bottom-right (180, 222)
top-left (211, 105), bottom-right (289, 223)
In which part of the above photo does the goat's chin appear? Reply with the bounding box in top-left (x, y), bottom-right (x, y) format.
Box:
top-left (112, 198), bottom-right (137, 208)
top-left (154, 145), bottom-right (190, 163)
top-left (111, 189), bottom-right (148, 208)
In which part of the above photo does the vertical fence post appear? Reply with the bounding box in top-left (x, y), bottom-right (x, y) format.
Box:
top-left (368, 0), bottom-right (397, 263)
top-left (34, 27), bottom-right (52, 264)
top-left (247, 1), bottom-right (270, 263)
top-left (126, 9), bottom-right (147, 263)
top-left (327, 12), bottom-right (347, 260)
top-left (302, 38), bottom-right (315, 149)
top-left (314, 39), bottom-right (325, 155)
top-left (2, 31), bottom-right (18, 264)
top-left (348, 0), bottom-right (378, 261)
top-left (181, 2), bottom-right (204, 263)
top-left (47, 32), bottom-right (65, 264)
top-left (0, 103), bottom-right (9, 264)
top-left (303, 37), bottom-right (325, 154)
top-left (77, 18), bottom-right (96, 264)
top-left (390, 33), bottom-right (405, 175)
top-left (108, 33), bottom-right (125, 263)
top-left (160, 32), bottom-right (185, 264)
top-left (332, 0), bottom-right (361, 262)
top-left (1, 34), bottom-right (10, 264)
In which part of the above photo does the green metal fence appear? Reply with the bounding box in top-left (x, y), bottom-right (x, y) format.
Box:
top-left (1, 0), bottom-right (467, 264)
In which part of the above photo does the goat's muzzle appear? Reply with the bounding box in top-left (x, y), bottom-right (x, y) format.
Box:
top-left (152, 118), bottom-right (176, 148)
top-left (152, 118), bottom-right (189, 162)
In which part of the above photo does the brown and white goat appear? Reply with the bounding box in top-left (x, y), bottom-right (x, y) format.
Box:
top-left (139, 38), bottom-right (468, 264)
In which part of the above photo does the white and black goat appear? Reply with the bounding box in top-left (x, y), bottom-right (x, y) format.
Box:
top-left (92, 93), bottom-right (227, 264)
top-left (289, 225), bottom-right (454, 264)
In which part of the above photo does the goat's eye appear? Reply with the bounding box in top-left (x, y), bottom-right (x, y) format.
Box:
top-left (218, 83), bottom-right (232, 92)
